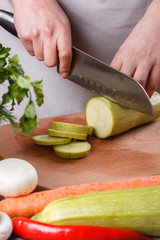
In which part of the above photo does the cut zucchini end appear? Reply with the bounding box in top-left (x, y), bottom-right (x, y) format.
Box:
top-left (32, 134), bottom-right (71, 146)
top-left (85, 97), bottom-right (113, 138)
top-left (53, 141), bottom-right (91, 159)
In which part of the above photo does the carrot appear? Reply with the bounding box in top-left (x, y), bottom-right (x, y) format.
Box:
top-left (0, 175), bottom-right (160, 218)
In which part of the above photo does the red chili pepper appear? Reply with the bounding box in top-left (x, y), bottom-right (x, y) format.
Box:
top-left (12, 217), bottom-right (152, 240)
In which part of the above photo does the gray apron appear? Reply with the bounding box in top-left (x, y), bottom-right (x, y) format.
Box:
top-left (58, 0), bottom-right (152, 63)
top-left (0, 0), bottom-right (156, 120)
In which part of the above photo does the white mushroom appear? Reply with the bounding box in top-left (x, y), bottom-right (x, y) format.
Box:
top-left (0, 158), bottom-right (38, 197)
top-left (0, 212), bottom-right (13, 240)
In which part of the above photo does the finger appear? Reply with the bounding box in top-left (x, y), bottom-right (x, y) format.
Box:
top-left (43, 38), bottom-right (58, 68)
top-left (57, 33), bottom-right (72, 79)
top-left (119, 63), bottom-right (136, 78)
top-left (15, 21), bottom-right (35, 56)
top-left (33, 40), bottom-right (44, 61)
top-left (40, 24), bottom-right (58, 67)
top-left (32, 29), bottom-right (44, 61)
top-left (21, 39), bottom-right (34, 56)
top-left (133, 63), bottom-right (152, 87)
top-left (110, 55), bottom-right (122, 71)
top-left (145, 65), bottom-right (160, 98)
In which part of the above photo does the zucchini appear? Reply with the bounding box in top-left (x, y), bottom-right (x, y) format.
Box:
top-left (85, 92), bottom-right (160, 138)
top-left (52, 122), bottom-right (93, 135)
top-left (31, 212), bottom-right (42, 222)
top-left (53, 141), bottom-right (91, 159)
top-left (41, 186), bottom-right (160, 236)
top-left (48, 129), bottom-right (87, 140)
top-left (32, 135), bottom-right (71, 146)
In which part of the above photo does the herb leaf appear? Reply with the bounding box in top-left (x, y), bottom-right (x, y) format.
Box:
top-left (17, 75), bottom-right (31, 89)
top-left (19, 114), bottom-right (38, 136)
top-left (31, 80), bottom-right (44, 106)
top-left (25, 101), bottom-right (36, 119)
top-left (0, 43), bottom-right (44, 136)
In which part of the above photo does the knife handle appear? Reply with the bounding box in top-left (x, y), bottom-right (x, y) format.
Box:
top-left (0, 10), bottom-right (18, 37)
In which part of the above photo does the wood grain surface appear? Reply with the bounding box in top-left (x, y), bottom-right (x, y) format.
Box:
top-left (0, 112), bottom-right (160, 240)
top-left (0, 112), bottom-right (160, 190)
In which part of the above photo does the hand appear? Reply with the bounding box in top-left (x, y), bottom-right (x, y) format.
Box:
top-left (110, 0), bottom-right (160, 98)
top-left (11, 0), bottom-right (72, 78)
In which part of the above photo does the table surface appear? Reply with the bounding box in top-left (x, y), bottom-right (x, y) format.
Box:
top-left (0, 112), bottom-right (160, 239)
top-left (1, 112), bottom-right (160, 189)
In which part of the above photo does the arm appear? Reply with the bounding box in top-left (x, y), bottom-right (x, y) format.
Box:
top-left (10, 0), bottom-right (72, 79)
top-left (110, 0), bottom-right (160, 97)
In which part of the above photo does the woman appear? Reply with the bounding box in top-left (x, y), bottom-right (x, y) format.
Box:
top-left (1, 0), bottom-right (160, 119)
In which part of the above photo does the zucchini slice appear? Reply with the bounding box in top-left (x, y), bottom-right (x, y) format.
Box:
top-left (48, 129), bottom-right (87, 141)
top-left (53, 141), bottom-right (91, 159)
top-left (32, 135), bottom-right (71, 146)
top-left (52, 122), bottom-right (93, 135)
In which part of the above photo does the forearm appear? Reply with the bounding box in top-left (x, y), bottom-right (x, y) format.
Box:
top-left (10, 0), bottom-right (18, 6)
top-left (143, 0), bottom-right (160, 21)
top-left (11, 0), bottom-right (57, 13)
top-left (11, 0), bottom-right (57, 8)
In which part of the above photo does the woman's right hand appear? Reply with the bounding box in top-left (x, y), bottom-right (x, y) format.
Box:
top-left (11, 0), bottom-right (72, 79)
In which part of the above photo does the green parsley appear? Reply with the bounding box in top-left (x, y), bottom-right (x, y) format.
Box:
top-left (0, 43), bottom-right (44, 136)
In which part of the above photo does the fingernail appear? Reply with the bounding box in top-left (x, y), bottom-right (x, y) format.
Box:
top-left (61, 73), bottom-right (69, 79)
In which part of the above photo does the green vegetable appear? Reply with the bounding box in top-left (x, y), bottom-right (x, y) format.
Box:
top-left (41, 186), bottom-right (160, 236)
top-left (0, 43), bottom-right (44, 136)
top-left (53, 141), bottom-right (91, 159)
top-left (52, 122), bottom-right (93, 135)
top-left (31, 212), bottom-right (42, 222)
top-left (48, 129), bottom-right (87, 140)
top-left (32, 135), bottom-right (71, 146)
top-left (85, 92), bottom-right (160, 138)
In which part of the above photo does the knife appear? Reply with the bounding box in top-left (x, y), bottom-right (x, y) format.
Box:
top-left (0, 10), bottom-right (153, 115)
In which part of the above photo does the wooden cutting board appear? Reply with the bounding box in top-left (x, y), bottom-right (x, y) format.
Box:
top-left (0, 112), bottom-right (160, 189)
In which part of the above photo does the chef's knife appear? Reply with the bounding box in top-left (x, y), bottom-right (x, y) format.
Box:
top-left (0, 10), bottom-right (153, 115)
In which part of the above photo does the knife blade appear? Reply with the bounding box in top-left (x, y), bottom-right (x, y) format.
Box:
top-left (0, 10), bottom-right (153, 115)
top-left (61, 47), bottom-right (153, 115)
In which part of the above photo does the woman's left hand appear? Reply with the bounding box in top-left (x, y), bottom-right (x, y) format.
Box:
top-left (110, 0), bottom-right (160, 98)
